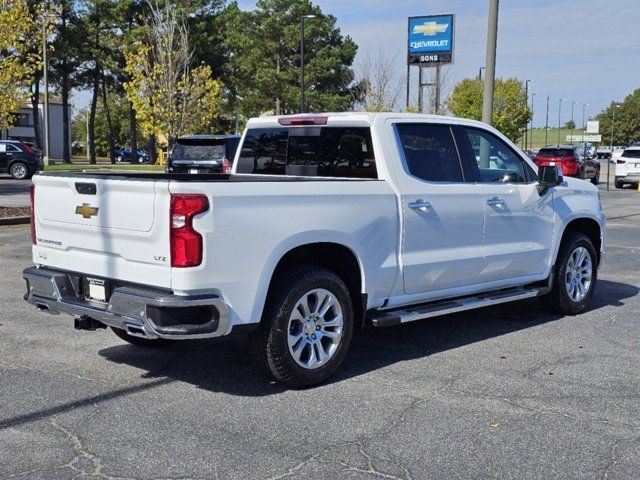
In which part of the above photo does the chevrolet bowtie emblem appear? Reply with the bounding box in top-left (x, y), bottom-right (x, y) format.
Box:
top-left (75, 203), bottom-right (99, 219)
top-left (413, 21), bottom-right (449, 36)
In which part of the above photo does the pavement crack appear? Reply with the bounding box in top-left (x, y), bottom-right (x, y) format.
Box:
top-left (336, 442), bottom-right (412, 480)
top-left (48, 415), bottom-right (137, 480)
top-left (266, 454), bottom-right (320, 479)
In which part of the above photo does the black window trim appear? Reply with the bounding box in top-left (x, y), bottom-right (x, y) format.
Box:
top-left (458, 125), bottom-right (538, 185)
top-left (392, 122), bottom-right (468, 184)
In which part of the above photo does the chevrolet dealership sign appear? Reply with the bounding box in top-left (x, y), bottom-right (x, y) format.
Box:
top-left (408, 14), bottom-right (455, 65)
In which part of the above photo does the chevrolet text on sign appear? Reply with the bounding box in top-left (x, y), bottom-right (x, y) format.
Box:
top-left (408, 14), bottom-right (455, 65)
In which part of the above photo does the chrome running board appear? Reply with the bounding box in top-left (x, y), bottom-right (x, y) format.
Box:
top-left (369, 287), bottom-right (541, 327)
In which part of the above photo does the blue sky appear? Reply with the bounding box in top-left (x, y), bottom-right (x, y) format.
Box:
top-left (73, 0), bottom-right (640, 127)
top-left (237, 0), bottom-right (640, 126)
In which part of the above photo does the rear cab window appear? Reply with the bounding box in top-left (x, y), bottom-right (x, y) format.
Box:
top-left (538, 148), bottom-right (575, 157)
top-left (622, 149), bottom-right (640, 159)
top-left (236, 126), bottom-right (377, 179)
top-left (172, 140), bottom-right (226, 161)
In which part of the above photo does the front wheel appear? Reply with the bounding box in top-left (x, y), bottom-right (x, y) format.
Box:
top-left (250, 266), bottom-right (354, 388)
top-left (540, 232), bottom-right (598, 315)
top-left (116, 155), bottom-right (123, 163)
top-left (137, 156), bottom-right (145, 164)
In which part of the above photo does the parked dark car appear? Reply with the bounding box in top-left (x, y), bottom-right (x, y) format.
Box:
top-left (168, 135), bottom-right (241, 174)
top-left (114, 149), bottom-right (151, 164)
top-left (0, 140), bottom-right (43, 179)
top-left (533, 145), bottom-right (600, 185)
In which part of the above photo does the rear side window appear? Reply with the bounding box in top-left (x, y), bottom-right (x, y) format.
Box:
top-left (538, 148), bottom-right (574, 157)
top-left (395, 124), bottom-right (464, 182)
top-left (236, 127), bottom-right (377, 178)
top-left (622, 149), bottom-right (640, 158)
top-left (172, 141), bottom-right (226, 160)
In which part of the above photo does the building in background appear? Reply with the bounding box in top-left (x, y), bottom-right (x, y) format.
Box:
top-left (0, 96), bottom-right (70, 159)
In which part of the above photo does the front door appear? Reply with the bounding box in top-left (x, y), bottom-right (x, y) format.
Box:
top-left (458, 126), bottom-right (555, 283)
top-left (394, 123), bottom-right (485, 295)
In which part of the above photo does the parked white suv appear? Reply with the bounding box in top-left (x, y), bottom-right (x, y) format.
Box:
top-left (23, 113), bottom-right (605, 387)
top-left (614, 146), bottom-right (640, 188)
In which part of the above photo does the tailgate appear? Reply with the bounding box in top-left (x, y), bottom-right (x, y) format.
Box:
top-left (32, 174), bottom-right (172, 288)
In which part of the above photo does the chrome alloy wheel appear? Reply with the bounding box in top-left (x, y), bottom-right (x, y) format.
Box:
top-left (11, 163), bottom-right (28, 179)
top-left (565, 246), bottom-right (593, 302)
top-left (287, 288), bottom-right (344, 370)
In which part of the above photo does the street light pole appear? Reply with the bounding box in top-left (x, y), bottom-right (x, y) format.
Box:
top-left (300, 14), bottom-right (316, 114)
top-left (557, 98), bottom-right (565, 146)
top-left (581, 103), bottom-right (588, 145)
top-left (608, 102), bottom-right (620, 191)
top-left (482, 0), bottom-right (499, 125)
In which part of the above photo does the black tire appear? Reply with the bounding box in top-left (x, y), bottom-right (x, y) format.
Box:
top-left (591, 169), bottom-right (599, 185)
top-left (111, 326), bottom-right (173, 348)
top-left (250, 266), bottom-right (354, 388)
top-left (10, 162), bottom-right (31, 180)
top-left (615, 178), bottom-right (624, 189)
top-left (540, 232), bottom-right (598, 315)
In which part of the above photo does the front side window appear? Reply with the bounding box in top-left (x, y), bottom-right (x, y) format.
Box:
top-left (236, 127), bottom-right (377, 178)
top-left (464, 128), bottom-right (528, 183)
top-left (395, 124), bottom-right (464, 182)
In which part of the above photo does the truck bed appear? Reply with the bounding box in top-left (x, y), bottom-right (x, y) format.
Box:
top-left (38, 172), bottom-right (380, 182)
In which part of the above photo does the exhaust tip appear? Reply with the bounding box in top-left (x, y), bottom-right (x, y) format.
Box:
top-left (35, 302), bottom-right (50, 312)
top-left (125, 324), bottom-right (148, 338)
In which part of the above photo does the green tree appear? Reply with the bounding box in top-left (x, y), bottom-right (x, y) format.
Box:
top-left (221, 0), bottom-right (358, 117)
top-left (596, 89), bottom-right (640, 146)
top-left (445, 77), bottom-right (532, 142)
top-left (564, 119), bottom-right (576, 130)
top-left (0, 1), bottom-right (41, 130)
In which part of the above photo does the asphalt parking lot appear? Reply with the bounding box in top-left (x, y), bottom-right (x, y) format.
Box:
top-left (0, 186), bottom-right (639, 479)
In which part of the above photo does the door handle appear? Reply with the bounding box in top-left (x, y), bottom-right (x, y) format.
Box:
top-left (409, 199), bottom-right (432, 211)
top-left (487, 197), bottom-right (505, 206)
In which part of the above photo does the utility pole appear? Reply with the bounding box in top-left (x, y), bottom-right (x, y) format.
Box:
top-left (478, 67), bottom-right (485, 81)
top-left (570, 100), bottom-right (576, 144)
top-left (529, 92), bottom-right (536, 150)
top-left (434, 65), bottom-right (441, 114)
top-left (300, 14), bottom-right (316, 114)
top-left (42, 10), bottom-right (50, 166)
top-left (482, 0), bottom-right (499, 125)
top-left (557, 98), bottom-right (565, 146)
top-left (544, 93), bottom-right (549, 146)
top-left (417, 66), bottom-right (423, 113)
top-left (523, 79), bottom-right (531, 149)
top-left (581, 103), bottom-right (588, 147)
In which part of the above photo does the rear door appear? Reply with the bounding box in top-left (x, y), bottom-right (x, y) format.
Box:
top-left (457, 126), bottom-right (554, 283)
top-left (32, 174), bottom-right (172, 288)
top-left (393, 123), bottom-right (485, 294)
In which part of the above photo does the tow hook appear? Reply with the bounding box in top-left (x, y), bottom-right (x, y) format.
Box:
top-left (74, 316), bottom-right (106, 331)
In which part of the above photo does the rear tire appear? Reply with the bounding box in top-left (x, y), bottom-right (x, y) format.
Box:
top-left (615, 178), bottom-right (624, 189)
top-left (591, 169), bottom-right (599, 185)
top-left (116, 155), bottom-right (123, 163)
top-left (540, 232), bottom-right (598, 315)
top-left (111, 327), bottom-right (173, 348)
top-left (10, 162), bottom-right (31, 180)
top-left (250, 266), bottom-right (354, 388)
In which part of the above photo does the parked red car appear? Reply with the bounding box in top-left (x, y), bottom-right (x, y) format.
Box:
top-left (533, 145), bottom-right (600, 185)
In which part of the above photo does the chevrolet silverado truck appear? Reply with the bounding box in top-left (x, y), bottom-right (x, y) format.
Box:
top-left (23, 113), bottom-right (605, 387)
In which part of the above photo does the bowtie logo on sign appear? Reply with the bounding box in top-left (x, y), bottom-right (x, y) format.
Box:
top-left (412, 21), bottom-right (449, 36)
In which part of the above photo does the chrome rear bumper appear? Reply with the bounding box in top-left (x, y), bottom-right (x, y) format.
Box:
top-left (23, 266), bottom-right (229, 340)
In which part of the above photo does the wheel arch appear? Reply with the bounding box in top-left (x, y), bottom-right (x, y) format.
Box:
top-left (263, 242), bottom-right (366, 327)
top-left (557, 217), bottom-right (603, 265)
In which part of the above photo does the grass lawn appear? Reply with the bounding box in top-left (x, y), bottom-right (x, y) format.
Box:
top-left (523, 128), bottom-right (598, 149)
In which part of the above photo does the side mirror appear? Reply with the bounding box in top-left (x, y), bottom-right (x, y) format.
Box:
top-left (537, 165), bottom-right (563, 194)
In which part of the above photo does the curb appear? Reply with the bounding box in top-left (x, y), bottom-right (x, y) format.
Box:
top-left (0, 216), bottom-right (30, 226)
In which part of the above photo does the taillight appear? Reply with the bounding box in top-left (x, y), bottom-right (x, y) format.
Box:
top-left (23, 144), bottom-right (35, 155)
top-left (30, 184), bottom-right (36, 245)
top-left (170, 194), bottom-right (208, 267)
top-left (616, 159), bottom-right (626, 164)
top-left (222, 157), bottom-right (232, 174)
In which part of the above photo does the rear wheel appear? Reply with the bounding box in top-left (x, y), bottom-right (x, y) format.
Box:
top-left (615, 178), bottom-right (624, 189)
top-left (116, 155), bottom-right (123, 163)
top-left (250, 266), bottom-right (354, 388)
top-left (10, 162), bottom-right (30, 180)
top-left (137, 156), bottom-right (145, 164)
top-left (540, 232), bottom-right (597, 315)
top-left (111, 327), bottom-right (173, 348)
top-left (591, 168), bottom-right (600, 185)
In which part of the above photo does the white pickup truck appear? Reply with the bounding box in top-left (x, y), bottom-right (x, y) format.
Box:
top-left (24, 113), bottom-right (605, 387)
